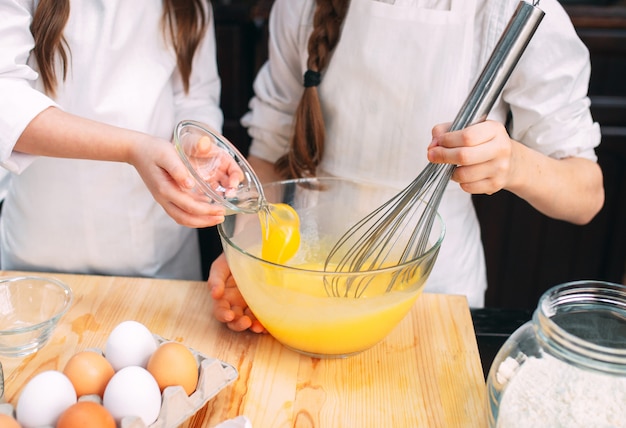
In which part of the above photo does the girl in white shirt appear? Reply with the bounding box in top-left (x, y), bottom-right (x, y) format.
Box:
top-left (209, 0), bottom-right (604, 331)
top-left (0, 0), bottom-right (228, 280)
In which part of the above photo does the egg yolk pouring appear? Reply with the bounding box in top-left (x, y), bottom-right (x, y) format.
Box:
top-left (259, 203), bottom-right (301, 264)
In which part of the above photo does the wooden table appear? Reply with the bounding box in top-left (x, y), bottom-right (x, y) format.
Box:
top-left (1, 271), bottom-right (487, 427)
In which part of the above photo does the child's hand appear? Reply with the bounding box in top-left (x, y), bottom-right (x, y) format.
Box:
top-left (208, 253), bottom-right (267, 333)
top-left (128, 136), bottom-right (229, 228)
top-left (190, 135), bottom-right (245, 199)
top-left (427, 120), bottom-right (515, 195)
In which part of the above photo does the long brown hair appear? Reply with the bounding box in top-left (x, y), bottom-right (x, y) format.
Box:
top-left (30, 0), bottom-right (209, 97)
top-left (274, 0), bottom-right (350, 179)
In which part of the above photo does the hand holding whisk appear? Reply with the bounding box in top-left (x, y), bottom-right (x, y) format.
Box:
top-left (324, 1), bottom-right (545, 297)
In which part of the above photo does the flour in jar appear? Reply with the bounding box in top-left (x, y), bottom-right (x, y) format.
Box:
top-left (495, 353), bottom-right (626, 428)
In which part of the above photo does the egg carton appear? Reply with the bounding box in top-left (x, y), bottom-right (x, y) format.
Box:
top-left (1, 335), bottom-right (238, 428)
top-left (123, 335), bottom-right (239, 428)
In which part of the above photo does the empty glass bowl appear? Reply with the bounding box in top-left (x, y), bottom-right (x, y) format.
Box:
top-left (218, 177), bottom-right (445, 358)
top-left (174, 120), bottom-right (265, 214)
top-left (0, 276), bottom-right (73, 357)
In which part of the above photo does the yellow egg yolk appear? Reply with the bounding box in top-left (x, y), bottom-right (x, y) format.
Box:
top-left (259, 203), bottom-right (301, 264)
top-left (228, 257), bottom-right (424, 356)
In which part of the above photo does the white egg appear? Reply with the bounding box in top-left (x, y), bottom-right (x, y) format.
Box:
top-left (105, 320), bottom-right (157, 371)
top-left (103, 366), bottom-right (162, 425)
top-left (16, 370), bottom-right (77, 428)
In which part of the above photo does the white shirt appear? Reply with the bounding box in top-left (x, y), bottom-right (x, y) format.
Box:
top-left (242, 0), bottom-right (601, 307)
top-left (0, 0), bottom-right (223, 279)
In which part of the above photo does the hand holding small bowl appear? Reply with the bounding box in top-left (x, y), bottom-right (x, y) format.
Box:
top-left (174, 120), bottom-right (264, 215)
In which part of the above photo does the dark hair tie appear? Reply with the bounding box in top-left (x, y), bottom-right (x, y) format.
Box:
top-left (303, 70), bottom-right (321, 88)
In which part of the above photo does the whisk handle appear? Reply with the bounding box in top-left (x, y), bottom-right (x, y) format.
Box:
top-left (449, 1), bottom-right (545, 132)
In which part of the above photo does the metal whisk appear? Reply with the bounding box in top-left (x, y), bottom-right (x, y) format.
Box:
top-left (325, 1), bottom-right (545, 297)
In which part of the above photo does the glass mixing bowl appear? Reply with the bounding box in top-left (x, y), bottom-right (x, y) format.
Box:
top-left (218, 177), bottom-right (445, 358)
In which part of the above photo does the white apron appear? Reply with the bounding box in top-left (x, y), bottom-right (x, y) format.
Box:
top-left (318, 0), bottom-right (487, 306)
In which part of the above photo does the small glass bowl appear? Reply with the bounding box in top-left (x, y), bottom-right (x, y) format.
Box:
top-left (0, 276), bottom-right (73, 357)
top-left (174, 120), bottom-right (265, 214)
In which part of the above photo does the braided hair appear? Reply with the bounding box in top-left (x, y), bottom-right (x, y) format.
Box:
top-left (274, 0), bottom-right (350, 179)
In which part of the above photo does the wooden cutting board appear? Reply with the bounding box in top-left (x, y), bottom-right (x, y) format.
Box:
top-left (1, 271), bottom-right (487, 427)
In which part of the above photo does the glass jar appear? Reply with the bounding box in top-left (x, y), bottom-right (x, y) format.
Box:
top-left (487, 280), bottom-right (626, 427)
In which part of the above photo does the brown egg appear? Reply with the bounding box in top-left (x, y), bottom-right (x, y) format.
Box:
top-left (57, 401), bottom-right (115, 428)
top-left (0, 414), bottom-right (22, 428)
top-left (146, 341), bottom-right (199, 395)
top-left (63, 351), bottom-right (115, 397)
